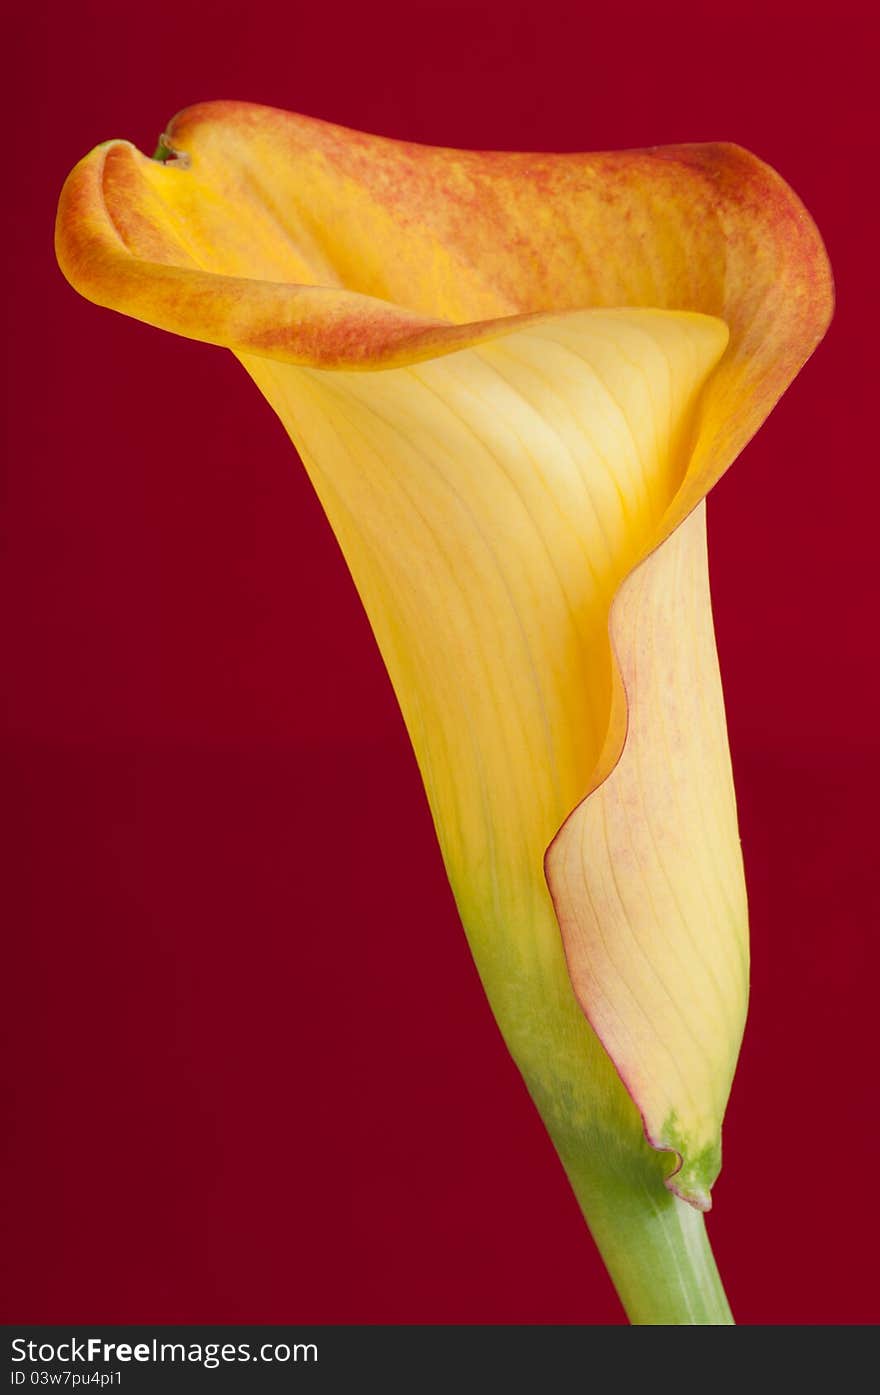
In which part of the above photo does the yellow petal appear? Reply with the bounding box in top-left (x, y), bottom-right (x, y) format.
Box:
top-left (55, 104), bottom-right (832, 1267)
top-left (239, 308), bottom-right (731, 1202)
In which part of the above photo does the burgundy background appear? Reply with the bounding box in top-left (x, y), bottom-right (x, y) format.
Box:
top-left (5, 0), bottom-right (877, 1325)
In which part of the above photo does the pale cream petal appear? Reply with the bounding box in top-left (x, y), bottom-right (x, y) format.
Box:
top-left (548, 503), bottom-right (748, 1206)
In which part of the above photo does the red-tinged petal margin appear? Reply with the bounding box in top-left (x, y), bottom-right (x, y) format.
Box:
top-left (56, 102), bottom-right (831, 397)
top-left (56, 104), bottom-right (833, 1212)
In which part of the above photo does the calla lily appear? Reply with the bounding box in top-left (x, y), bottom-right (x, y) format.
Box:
top-left (55, 102), bottom-right (832, 1324)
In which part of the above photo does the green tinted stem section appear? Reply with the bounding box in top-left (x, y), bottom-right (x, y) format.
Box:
top-left (555, 1134), bottom-right (733, 1324)
top-left (453, 883), bottom-right (734, 1324)
top-left (495, 963), bottom-right (734, 1324)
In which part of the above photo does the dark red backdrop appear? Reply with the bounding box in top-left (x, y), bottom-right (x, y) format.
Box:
top-left (5, 0), bottom-right (877, 1325)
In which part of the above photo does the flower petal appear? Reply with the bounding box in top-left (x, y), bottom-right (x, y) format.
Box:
top-left (238, 307), bottom-right (733, 1209)
top-left (55, 105), bottom-right (833, 1212)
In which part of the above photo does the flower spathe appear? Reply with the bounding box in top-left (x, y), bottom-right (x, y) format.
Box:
top-left (56, 104), bottom-right (832, 1321)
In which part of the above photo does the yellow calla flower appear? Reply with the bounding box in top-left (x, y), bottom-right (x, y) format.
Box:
top-left (55, 102), bottom-right (832, 1324)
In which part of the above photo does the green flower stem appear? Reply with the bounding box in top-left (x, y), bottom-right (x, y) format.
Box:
top-left (470, 942), bottom-right (734, 1324)
top-left (461, 889), bottom-right (734, 1324)
top-left (559, 1139), bottom-right (734, 1324)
